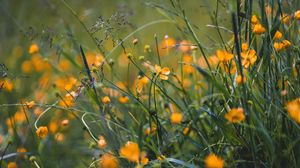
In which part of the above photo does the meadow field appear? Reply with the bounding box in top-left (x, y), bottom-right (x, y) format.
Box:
top-left (0, 0), bottom-right (300, 167)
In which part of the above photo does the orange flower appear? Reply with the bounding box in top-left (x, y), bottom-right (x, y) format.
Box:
top-left (36, 126), bottom-right (48, 139)
top-left (55, 132), bottom-right (65, 142)
top-left (273, 31), bottom-right (282, 40)
top-left (7, 162), bottom-right (18, 168)
top-left (281, 13), bottom-right (291, 24)
top-left (61, 119), bottom-right (69, 126)
top-left (98, 136), bottom-right (107, 149)
top-left (119, 96), bottom-right (129, 103)
top-left (159, 36), bottom-right (176, 56)
top-left (14, 110), bottom-right (26, 123)
top-left (252, 23), bottom-right (266, 35)
top-left (21, 60), bottom-right (33, 73)
top-left (204, 153), bottom-right (224, 168)
top-left (220, 61), bottom-right (237, 74)
top-left (170, 112), bottom-right (183, 124)
top-left (236, 75), bottom-right (246, 85)
top-left (224, 108), bottom-right (245, 123)
top-left (0, 79), bottom-right (13, 92)
top-left (281, 40), bottom-right (291, 49)
top-left (251, 15), bottom-right (259, 25)
top-left (29, 43), bottom-right (39, 54)
top-left (17, 147), bottom-right (27, 159)
top-left (99, 153), bottom-right (119, 168)
top-left (240, 49), bottom-right (257, 68)
top-left (179, 40), bottom-right (192, 53)
top-left (59, 93), bottom-right (75, 107)
top-left (286, 98), bottom-right (300, 124)
top-left (295, 10), bottom-right (300, 20)
top-left (119, 141), bottom-right (140, 163)
top-left (49, 121), bottom-right (58, 133)
top-left (102, 96), bottom-right (111, 104)
top-left (58, 59), bottom-right (71, 71)
top-left (241, 43), bottom-right (249, 52)
top-left (155, 64), bottom-right (171, 80)
top-left (274, 42), bottom-right (283, 52)
top-left (216, 50), bottom-right (234, 63)
top-left (25, 101), bottom-right (35, 109)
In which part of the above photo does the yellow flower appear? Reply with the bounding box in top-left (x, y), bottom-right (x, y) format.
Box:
top-left (36, 126), bottom-right (48, 139)
top-left (252, 23), bottom-right (266, 35)
top-left (102, 96), bottom-right (111, 104)
top-left (8, 162), bottom-right (18, 168)
top-left (281, 13), bottom-right (291, 24)
top-left (236, 75), bottom-right (246, 85)
top-left (98, 136), bottom-right (107, 149)
top-left (119, 141), bottom-right (140, 163)
top-left (170, 112), bottom-right (183, 124)
top-left (251, 15), bottom-right (259, 25)
top-left (29, 43), bottom-right (39, 54)
top-left (183, 127), bottom-right (189, 135)
top-left (216, 50), bottom-right (234, 63)
top-left (25, 101), bottom-right (35, 109)
top-left (99, 153), bottom-right (119, 168)
top-left (0, 79), bottom-right (13, 92)
top-left (240, 49), bottom-right (257, 68)
top-left (274, 42), bottom-right (283, 52)
top-left (286, 98), bottom-right (300, 124)
top-left (204, 153), bottom-right (224, 168)
top-left (21, 60), bottom-right (33, 73)
top-left (295, 10), bottom-right (300, 20)
top-left (281, 40), bottom-right (291, 49)
top-left (241, 43), bottom-right (249, 52)
top-left (118, 96), bottom-right (129, 104)
top-left (224, 108), bottom-right (245, 123)
top-left (273, 31), bottom-right (282, 40)
top-left (17, 147), bottom-right (27, 159)
top-left (155, 64), bottom-right (171, 80)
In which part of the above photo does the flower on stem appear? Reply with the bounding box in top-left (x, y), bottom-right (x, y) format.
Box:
top-left (286, 98), bottom-right (300, 124)
top-left (36, 126), bottom-right (48, 139)
top-left (224, 108), bottom-right (245, 123)
top-left (240, 47), bottom-right (257, 68)
top-left (155, 64), bottom-right (170, 80)
top-left (99, 153), bottom-right (119, 168)
top-left (204, 153), bottom-right (224, 168)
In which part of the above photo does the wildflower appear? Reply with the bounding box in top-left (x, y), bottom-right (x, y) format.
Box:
top-left (58, 59), bottom-right (71, 71)
top-left (14, 110), bottom-right (26, 123)
top-left (49, 121), bottom-right (58, 133)
top-left (281, 13), bottom-right (291, 24)
top-left (119, 96), bottom-right (129, 103)
top-left (179, 40), bottom-right (191, 53)
top-left (61, 119), bottom-right (69, 126)
top-left (25, 101), bottom-right (35, 109)
top-left (155, 64), bottom-right (170, 80)
top-left (286, 98), bottom-right (300, 124)
top-left (21, 60), bottom-right (33, 73)
top-left (140, 151), bottom-right (149, 165)
top-left (59, 93), bottom-right (75, 107)
top-left (0, 79), bottom-right (13, 92)
top-left (220, 61), bottom-right (237, 74)
top-left (29, 43), bottom-right (39, 54)
top-left (274, 42), bottom-right (283, 52)
top-left (236, 75), bottom-right (246, 85)
top-left (119, 141), bottom-right (140, 163)
top-left (97, 136), bottom-right (107, 149)
top-left (241, 43), bottom-right (248, 52)
top-left (182, 55), bottom-right (194, 73)
top-left (102, 96), bottom-right (111, 104)
top-left (224, 108), bottom-right (245, 123)
top-left (159, 36), bottom-right (176, 56)
top-left (295, 10), bottom-right (300, 20)
top-left (251, 15), bottom-right (259, 25)
top-left (216, 50), bottom-right (234, 63)
top-left (252, 23), bottom-right (266, 35)
top-left (170, 112), bottom-right (183, 124)
top-left (240, 49), bottom-right (257, 68)
top-left (8, 162), bottom-right (18, 168)
top-left (17, 147), bottom-right (27, 159)
top-left (265, 6), bottom-right (272, 16)
top-left (204, 153), bottom-right (224, 168)
top-left (36, 126), bottom-right (48, 139)
top-left (282, 40), bottom-right (291, 49)
top-left (183, 127), bottom-right (189, 135)
top-left (273, 31), bottom-right (282, 40)
top-left (55, 132), bottom-right (65, 142)
top-left (99, 153), bottom-right (119, 168)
